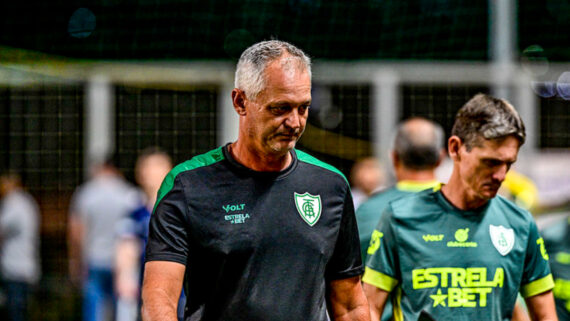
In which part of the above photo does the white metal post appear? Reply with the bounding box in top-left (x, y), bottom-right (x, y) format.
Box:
top-left (85, 75), bottom-right (114, 176)
top-left (372, 70), bottom-right (400, 179)
top-left (489, 0), bottom-right (517, 100)
top-left (513, 72), bottom-right (538, 171)
top-left (218, 79), bottom-right (239, 146)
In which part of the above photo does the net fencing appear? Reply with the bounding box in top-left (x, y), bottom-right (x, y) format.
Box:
top-left (1, 58), bottom-right (569, 319)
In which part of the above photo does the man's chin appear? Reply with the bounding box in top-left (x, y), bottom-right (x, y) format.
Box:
top-left (269, 140), bottom-right (297, 154)
top-left (479, 188), bottom-right (499, 200)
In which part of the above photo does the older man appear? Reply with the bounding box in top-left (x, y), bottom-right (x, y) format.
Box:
top-left (141, 40), bottom-right (369, 321)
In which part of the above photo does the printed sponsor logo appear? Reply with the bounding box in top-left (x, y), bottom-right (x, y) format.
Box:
top-left (412, 267), bottom-right (504, 308)
top-left (224, 213), bottom-right (250, 224)
top-left (223, 203), bottom-right (245, 213)
top-left (423, 234), bottom-right (444, 242)
top-left (222, 203), bottom-right (249, 224)
top-left (447, 228), bottom-right (477, 247)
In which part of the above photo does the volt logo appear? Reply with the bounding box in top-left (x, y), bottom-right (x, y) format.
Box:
top-left (223, 204), bottom-right (245, 213)
top-left (423, 234), bottom-right (444, 242)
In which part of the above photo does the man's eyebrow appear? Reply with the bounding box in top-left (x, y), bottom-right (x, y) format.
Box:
top-left (269, 100), bottom-right (311, 107)
top-left (482, 156), bottom-right (517, 163)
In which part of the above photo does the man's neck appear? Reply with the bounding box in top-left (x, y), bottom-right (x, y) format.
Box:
top-left (396, 168), bottom-right (437, 182)
top-left (229, 142), bottom-right (292, 172)
top-left (441, 177), bottom-right (489, 210)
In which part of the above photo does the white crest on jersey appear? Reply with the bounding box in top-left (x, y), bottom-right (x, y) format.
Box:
top-left (294, 192), bottom-right (322, 226)
top-left (489, 224), bottom-right (515, 256)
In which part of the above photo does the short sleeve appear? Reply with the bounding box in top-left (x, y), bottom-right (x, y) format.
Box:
top-left (0, 199), bottom-right (17, 236)
top-left (520, 219), bottom-right (555, 298)
top-left (68, 187), bottom-right (85, 218)
top-left (362, 204), bottom-right (400, 292)
top-left (325, 189), bottom-right (364, 280)
top-left (145, 175), bottom-right (190, 265)
top-left (115, 211), bottom-right (138, 239)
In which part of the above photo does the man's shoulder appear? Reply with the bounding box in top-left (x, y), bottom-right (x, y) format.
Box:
top-left (489, 195), bottom-right (534, 222)
top-left (388, 188), bottom-right (440, 219)
top-left (295, 149), bottom-right (348, 184)
top-left (170, 146), bottom-right (225, 178)
top-left (154, 147), bottom-right (225, 209)
top-left (3, 190), bottom-right (39, 217)
top-left (357, 187), bottom-right (405, 214)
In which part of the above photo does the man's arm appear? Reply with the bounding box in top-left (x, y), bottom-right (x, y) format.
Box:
top-left (115, 237), bottom-right (142, 300)
top-left (512, 302), bottom-right (531, 321)
top-left (141, 261), bottom-right (185, 321)
top-left (362, 282), bottom-right (390, 321)
top-left (68, 214), bottom-right (84, 285)
top-left (327, 276), bottom-right (370, 321)
top-left (525, 290), bottom-right (558, 321)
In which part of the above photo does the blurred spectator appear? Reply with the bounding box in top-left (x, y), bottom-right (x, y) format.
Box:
top-left (356, 117), bottom-right (444, 321)
top-left (114, 148), bottom-right (181, 321)
top-left (0, 171), bottom-right (41, 321)
top-left (350, 157), bottom-right (385, 210)
top-left (68, 157), bottom-right (138, 321)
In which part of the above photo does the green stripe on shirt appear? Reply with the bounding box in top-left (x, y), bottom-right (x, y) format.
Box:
top-left (153, 146), bottom-right (225, 214)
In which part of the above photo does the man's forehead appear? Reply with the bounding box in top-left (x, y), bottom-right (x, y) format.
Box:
top-left (265, 53), bottom-right (307, 72)
top-left (470, 136), bottom-right (520, 159)
top-left (258, 63), bottom-right (311, 97)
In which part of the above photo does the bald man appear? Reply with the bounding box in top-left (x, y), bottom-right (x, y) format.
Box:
top-left (356, 118), bottom-right (444, 321)
top-left (357, 117), bottom-right (445, 263)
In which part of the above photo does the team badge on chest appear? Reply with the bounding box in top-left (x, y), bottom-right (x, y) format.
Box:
top-left (489, 225), bottom-right (515, 256)
top-left (294, 192), bottom-right (322, 226)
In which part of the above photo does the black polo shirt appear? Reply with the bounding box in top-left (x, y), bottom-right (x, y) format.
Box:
top-left (146, 144), bottom-right (363, 321)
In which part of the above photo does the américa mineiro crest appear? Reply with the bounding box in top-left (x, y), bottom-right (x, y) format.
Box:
top-left (489, 224), bottom-right (515, 256)
top-left (294, 192), bottom-right (322, 226)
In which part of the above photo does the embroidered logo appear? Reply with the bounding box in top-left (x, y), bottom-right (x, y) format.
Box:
top-left (294, 192), bottom-right (322, 226)
top-left (489, 225), bottom-right (515, 256)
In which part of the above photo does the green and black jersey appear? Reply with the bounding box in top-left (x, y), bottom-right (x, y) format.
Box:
top-left (145, 144), bottom-right (363, 321)
top-left (542, 216), bottom-right (570, 321)
top-left (363, 187), bottom-right (554, 321)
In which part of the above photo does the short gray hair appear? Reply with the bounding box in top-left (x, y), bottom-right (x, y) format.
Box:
top-left (452, 93), bottom-right (526, 151)
top-left (393, 117), bottom-right (445, 170)
top-left (235, 40), bottom-right (311, 100)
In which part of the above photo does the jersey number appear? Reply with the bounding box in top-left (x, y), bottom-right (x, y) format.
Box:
top-left (536, 237), bottom-right (549, 261)
top-left (367, 230), bottom-right (384, 255)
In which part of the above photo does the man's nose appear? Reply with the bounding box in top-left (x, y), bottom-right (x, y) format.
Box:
top-left (285, 109), bottom-right (301, 129)
top-left (492, 164), bottom-right (509, 182)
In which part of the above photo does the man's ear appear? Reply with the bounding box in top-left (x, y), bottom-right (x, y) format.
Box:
top-left (448, 136), bottom-right (462, 162)
top-left (391, 150), bottom-right (399, 168)
top-left (232, 89), bottom-right (247, 116)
